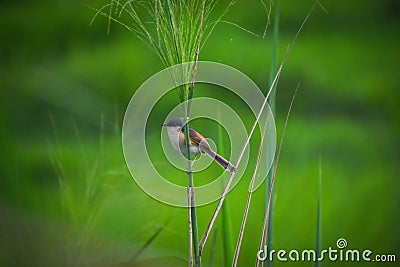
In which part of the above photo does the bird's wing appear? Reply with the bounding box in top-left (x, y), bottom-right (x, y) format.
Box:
top-left (188, 128), bottom-right (203, 145)
top-left (189, 128), bottom-right (212, 153)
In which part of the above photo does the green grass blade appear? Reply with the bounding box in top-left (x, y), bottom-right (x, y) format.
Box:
top-left (131, 212), bottom-right (177, 262)
top-left (314, 158), bottom-right (322, 267)
top-left (268, 0), bottom-right (279, 106)
top-left (256, 84), bottom-right (299, 267)
top-left (265, 1), bottom-right (279, 266)
top-left (199, 0), bottom-right (302, 251)
top-left (233, 111), bottom-right (270, 266)
top-left (207, 228), bottom-right (218, 267)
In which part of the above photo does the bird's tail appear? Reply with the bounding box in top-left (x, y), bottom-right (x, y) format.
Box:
top-left (204, 149), bottom-right (237, 173)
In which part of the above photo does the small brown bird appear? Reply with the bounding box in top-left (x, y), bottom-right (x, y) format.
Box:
top-left (162, 118), bottom-right (236, 172)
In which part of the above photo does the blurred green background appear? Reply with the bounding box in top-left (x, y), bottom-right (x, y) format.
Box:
top-left (1, 0), bottom-right (399, 266)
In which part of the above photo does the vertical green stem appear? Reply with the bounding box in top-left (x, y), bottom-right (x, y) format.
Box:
top-left (314, 157), bottom-right (322, 267)
top-left (268, 0), bottom-right (279, 106)
top-left (185, 3), bottom-right (204, 264)
top-left (265, 1), bottom-right (279, 267)
top-left (184, 85), bottom-right (200, 266)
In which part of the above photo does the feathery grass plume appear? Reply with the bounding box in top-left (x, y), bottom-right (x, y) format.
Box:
top-left (90, 0), bottom-right (235, 101)
top-left (49, 115), bottom-right (119, 266)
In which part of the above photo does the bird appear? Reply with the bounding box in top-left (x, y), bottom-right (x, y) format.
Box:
top-left (162, 118), bottom-right (236, 172)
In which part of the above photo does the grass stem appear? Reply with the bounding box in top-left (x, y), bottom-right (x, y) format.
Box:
top-left (199, 0), bottom-right (316, 254)
top-left (265, 1), bottom-right (279, 266)
top-left (314, 158), bottom-right (322, 267)
top-left (256, 84), bottom-right (299, 267)
top-left (184, 5), bottom-right (205, 266)
top-left (232, 110), bottom-right (270, 266)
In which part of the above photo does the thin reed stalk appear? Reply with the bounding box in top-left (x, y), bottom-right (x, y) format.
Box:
top-left (200, 44), bottom-right (280, 256)
top-left (199, 0), bottom-right (317, 253)
top-left (256, 3), bottom-right (319, 266)
top-left (265, 1), bottom-right (279, 266)
top-left (232, 110), bottom-right (271, 266)
top-left (256, 84), bottom-right (299, 267)
top-left (188, 186), bottom-right (194, 266)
